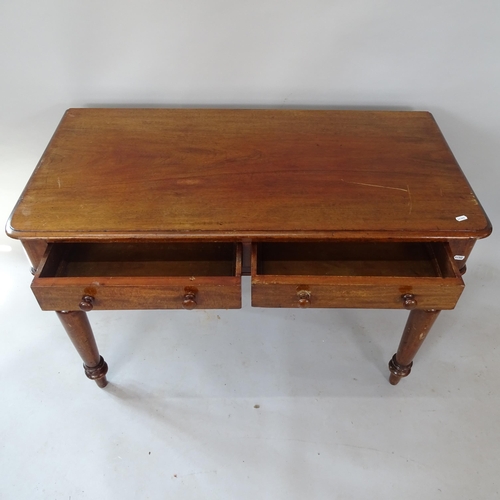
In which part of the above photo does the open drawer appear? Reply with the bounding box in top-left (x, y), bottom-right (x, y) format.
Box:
top-left (32, 242), bottom-right (242, 311)
top-left (251, 242), bottom-right (464, 310)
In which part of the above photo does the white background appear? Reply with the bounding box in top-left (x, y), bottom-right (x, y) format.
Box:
top-left (1, 2), bottom-right (499, 499)
top-left (1, 1), bottom-right (499, 218)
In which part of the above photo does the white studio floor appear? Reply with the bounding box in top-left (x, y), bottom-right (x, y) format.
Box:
top-left (1, 178), bottom-right (499, 500)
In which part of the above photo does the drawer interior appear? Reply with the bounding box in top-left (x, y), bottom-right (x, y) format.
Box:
top-left (255, 242), bottom-right (457, 278)
top-left (40, 243), bottom-right (239, 278)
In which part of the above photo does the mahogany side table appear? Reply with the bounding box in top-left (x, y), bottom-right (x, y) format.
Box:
top-left (6, 109), bottom-right (492, 388)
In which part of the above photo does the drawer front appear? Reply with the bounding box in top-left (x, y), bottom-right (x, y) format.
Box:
top-left (251, 242), bottom-right (464, 310)
top-left (32, 277), bottom-right (241, 311)
top-left (31, 242), bottom-right (242, 311)
top-left (251, 277), bottom-right (463, 309)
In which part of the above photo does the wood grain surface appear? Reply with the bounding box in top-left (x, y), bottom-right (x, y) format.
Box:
top-left (7, 108), bottom-right (491, 241)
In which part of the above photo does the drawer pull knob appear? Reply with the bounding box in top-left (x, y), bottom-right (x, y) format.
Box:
top-left (182, 292), bottom-right (197, 310)
top-left (79, 295), bottom-right (94, 312)
top-left (297, 290), bottom-right (311, 308)
top-left (402, 293), bottom-right (417, 310)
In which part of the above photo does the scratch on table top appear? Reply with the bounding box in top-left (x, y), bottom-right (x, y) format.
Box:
top-left (342, 180), bottom-right (408, 192)
top-left (341, 179), bottom-right (414, 215)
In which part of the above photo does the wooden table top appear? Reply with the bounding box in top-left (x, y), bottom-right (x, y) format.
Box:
top-left (7, 108), bottom-right (491, 241)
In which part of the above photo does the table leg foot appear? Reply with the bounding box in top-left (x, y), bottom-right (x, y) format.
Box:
top-left (388, 309), bottom-right (441, 385)
top-left (56, 310), bottom-right (109, 388)
top-left (84, 356), bottom-right (109, 388)
top-left (388, 354), bottom-right (413, 385)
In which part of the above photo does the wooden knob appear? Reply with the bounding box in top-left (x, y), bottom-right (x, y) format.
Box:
top-left (79, 295), bottom-right (94, 311)
top-left (402, 293), bottom-right (417, 310)
top-left (297, 290), bottom-right (311, 308)
top-left (182, 292), bottom-right (197, 310)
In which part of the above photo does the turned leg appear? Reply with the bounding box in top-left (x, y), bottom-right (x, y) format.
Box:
top-left (388, 309), bottom-right (441, 385)
top-left (56, 311), bottom-right (108, 388)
